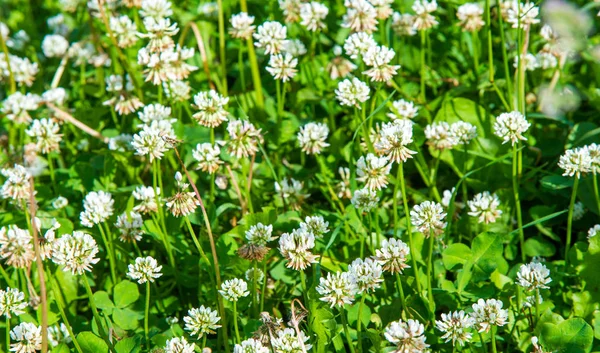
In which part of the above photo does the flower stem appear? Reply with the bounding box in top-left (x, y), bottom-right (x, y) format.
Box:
top-left (426, 229), bottom-right (435, 315)
top-left (472, 31), bottom-right (480, 78)
top-left (393, 164), bottom-right (401, 237)
top-left (593, 172), bottom-right (600, 215)
top-left (232, 301), bottom-right (241, 344)
top-left (356, 295), bottom-right (366, 353)
top-left (5, 316), bottom-right (9, 352)
top-left (217, 0), bottom-right (228, 94)
top-left (399, 163), bottom-right (422, 295)
top-left (0, 32), bottom-right (16, 94)
top-left (340, 307), bottom-right (356, 353)
top-left (97, 224), bottom-right (117, 284)
top-left (252, 260), bottom-right (258, 317)
top-left (49, 275), bottom-right (84, 353)
top-left (260, 259), bottom-right (268, 312)
top-left (246, 38), bottom-right (264, 108)
top-left (565, 177), bottom-right (580, 266)
top-left (534, 289), bottom-right (541, 323)
top-left (490, 326), bottom-right (498, 353)
top-left (420, 30), bottom-right (426, 102)
top-left (395, 273), bottom-right (406, 314)
top-left (144, 281), bottom-right (151, 346)
top-left (512, 144), bottom-right (525, 262)
top-left (82, 278), bottom-right (115, 352)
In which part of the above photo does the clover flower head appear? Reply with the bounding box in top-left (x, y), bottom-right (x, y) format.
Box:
top-left (516, 262), bottom-right (551, 291)
top-left (183, 306), bottom-right (221, 338)
top-left (375, 238), bottom-right (411, 274)
top-left (316, 271), bottom-right (358, 307)
top-left (127, 256), bottom-right (163, 284)
top-left (297, 122), bottom-right (329, 154)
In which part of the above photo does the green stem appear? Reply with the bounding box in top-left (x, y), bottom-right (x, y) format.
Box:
top-left (534, 289), bottom-right (541, 323)
top-left (5, 316), bottom-right (9, 353)
top-left (490, 326), bottom-right (498, 353)
top-left (246, 38), bottom-right (264, 107)
top-left (260, 259), bottom-right (267, 312)
top-left (82, 278), bottom-right (115, 352)
top-left (498, 12), bottom-right (513, 109)
top-left (340, 307), bottom-right (356, 353)
top-left (485, 0), bottom-right (493, 82)
top-left (232, 301), bottom-right (241, 343)
top-left (0, 33), bottom-right (16, 93)
top-left (426, 229), bottom-right (435, 314)
top-left (395, 273), bottom-right (406, 314)
top-left (300, 270), bottom-right (308, 305)
top-left (97, 225), bottom-right (117, 284)
top-left (358, 106), bottom-right (375, 153)
top-left (49, 276), bottom-right (84, 353)
top-left (217, 0), bottom-right (228, 94)
top-left (393, 163), bottom-right (401, 237)
top-left (144, 282), bottom-right (150, 346)
top-left (472, 31), bottom-right (480, 78)
top-left (420, 30), bottom-right (426, 102)
top-left (399, 163), bottom-right (422, 295)
top-left (47, 153), bottom-right (57, 191)
top-left (512, 144), bottom-right (525, 262)
top-left (565, 177), bottom-right (580, 265)
top-left (0, 264), bottom-right (15, 289)
top-left (593, 173), bottom-right (600, 215)
top-left (356, 295), bottom-right (366, 353)
top-left (252, 260), bottom-right (258, 317)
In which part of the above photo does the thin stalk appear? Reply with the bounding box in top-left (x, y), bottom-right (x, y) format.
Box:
top-left (47, 154), bottom-right (56, 191)
top-left (0, 264), bottom-right (15, 288)
top-left (485, 0), bottom-right (493, 81)
top-left (420, 30), bottom-right (426, 102)
top-left (395, 273), bottom-right (406, 313)
top-left (82, 278), bottom-right (115, 352)
top-left (49, 276), bottom-right (84, 353)
top-left (217, 0), bottom-right (228, 94)
top-left (498, 12), bottom-right (513, 108)
top-left (534, 289), bottom-right (541, 323)
top-left (340, 307), bottom-right (356, 353)
top-left (356, 295), bottom-right (366, 353)
top-left (252, 260), bottom-right (258, 317)
top-left (472, 32), bottom-right (480, 78)
top-left (512, 144), bottom-right (525, 262)
top-left (246, 38), bottom-right (264, 107)
top-left (490, 326), bottom-right (498, 353)
top-left (358, 106), bottom-right (375, 153)
top-left (300, 270), bottom-right (308, 305)
top-left (97, 224), bottom-right (117, 284)
top-left (5, 316), bottom-right (9, 352)
top-left (260, 259), bottom-right (268, 312)
top-left (0, 32), bottom-right (16, 93)
top-left (233, 301), bottom-right (241, 343)
top-left (399, 163), bottom-right (423, 294)
top-left (565, 177), bottom-right (580, 265)
top-left (144, 282), bottom-right (150, 346)
top-left (393, 163), bottom-right (401, 236)
top-left (426, 230), bottom-right (435, 314)
top-left (593, 173), bottom-right (600, 214)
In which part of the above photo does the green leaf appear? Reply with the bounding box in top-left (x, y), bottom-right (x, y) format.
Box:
top-left (524, 237), bottom-right (557, 257)
top-left (77, 332), bottom-right (108, 353)
top-left (113, 307), bottom-right (141, 330)
top-left (93, 291), bottom-right (115, 314)
top-left (310, 304), bottom-right (337, 353)
top-left (541, 318), bottom-right (594, 353)
top-left (457, 233), bottom-right (507, 293)
top-left (115, 335), bottom-right (142, 353)
top-left (442, 243), bottom-right (471, 270)
top-left (577, 234), bottom-right (600, 304)
top-left (347, 301), bottom-right (371, 327)
top-left (114, 281), bottom-right (140, 308)
top-left (540, 175), bottom-right (574, 190)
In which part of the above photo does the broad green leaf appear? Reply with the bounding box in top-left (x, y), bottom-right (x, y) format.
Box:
top-left (77, 332), bottom-right (108, 353)
top-left (541, 318), bottom-right (594, 353)
top-left (310, 304), bottom-right (337, 353)
top-left (114, 281), bottom-right (140, 308)
top-left (93, 291), bottom-right (115, 314)
top-left (524, 237), bottom-right (557, 257)
top-left (442, 243), bottom-right (471, 270)
top-left (115, 335), bottom-right (142, 353)
top-left (113, 308), bottom-right (141, 330)
top-left (540, 175), bottom-right (574, 190)
top-left (577, 234), bottom-right (600, 304)
top-left (457, 233), bottom-right (506, 293)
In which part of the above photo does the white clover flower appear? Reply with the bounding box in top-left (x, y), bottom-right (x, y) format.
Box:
top-left (192, 142), bottom-right (223, 174)
top-left (164, 80), bottom-right (191, 102)
top-left (558, 146), bottom-right (592, 179)
top-left (363, 45), bottom-right (400, 82)
top-left (110, 15), bottom-right (138, 48)
top-left (0, 225), bottom-right (34, 269)
top-left (138, 103), bottom-right (172, 123)
top-left (282, 39), bottom-right (307, 57)
top-left (297, 122), bottom-right (329, 154)
top-left (183, 306), bottom-right (221, 338)
top-left (52, 196), bottom-right (69, 210)
top-left (219, 278), bottom-right (250, 302)
top-left (493, 111), bottom-right (531, 145)
top-left (52, 231), bottom-right (100, 275)
top-left (271, 327), bottom-right (312, 353)
top-left (266, 53), bottom-right (298, 82)
top-left (344, 32), bottom-right (376, 59)
top-left (279, 0), bottom-right (302, 22)
top-left (245, 268), bottom-right (264, 284)
top-left (335, 78), bottom-right (370, 108)
top-left (10, 322), bottom-right (42, 353)
top-left (356, 154), bottom-right (392, 191)
top-left (115, 212), bottom-right (144, 243)
top-left (375, 238), bottom-right (411, 274)
top-left (253, 21), bottom-right (287, 55)
top-left (164, 337), bottom-right (195, 353)
top-left (457, 3), bottom-right (485, 31)
top-left (391, 12), bottom-right (416, 36)
top-left (514, 53), bottom-right (539, 71)
top-left (279, 229), bottom-right (317, 270)
top-left (229, 12), bottom-right (256, 40)
top-left (107, 134), bottom-right (133, 152)
top-left (2, 92), bottom-right (41, 124)
top-left (226, 119), bottom-right (264, 159)
top-left (351, 188), bottom-right (379, 212)
top-left (0, 287), bottom-right (27, 318)
top-left (470, 298), bottom-right (508, 333)
top-left (165, 172), bottom-right (200, 217)
top-left (588, 224), bottom-right (600, 239)
top-left (47, 323), bottom-right (71, 347)
top-left (436, 311), bottom-right (475, 346)
top-left (531, 336), bottom-right (551, 353)
top-left (300, 2), bottom-right (328, 31)
top-left (42, 34), bottom-right (69, 58)
top-left (506, 1), bottom-right (540, 29)
top-left (79, 191), bottom-right (114, 228)
top-left (192, 90), bottom-right (229, 128)
top-left (316, 271), bottom-right (358, 307)
top-left (234, 338), bottom-right (269, 353)
top-left (300, 215), bottom-right (329, 238)
top-left (371, 0), bottom-right (394, 19)
top-left (536, 51), bottom-right (558, 69)
top-left (133, 186), bottom-right (160, 214)
top-left (348, 257), bottom-right (383, 293)
top-left (1, 164), bottom-right (33, 202)
top-left (412, 0), bottom-right (438, 31)
top-left (127, 256), bottom-right (162, 284)
top-left (246, 223), bottom-right (275, 246)
top-left (131, 124), bottom-right (170, 162)
top-left (384, 319), bottom-right (429, 353)
top-left (450, 121), bottom-right (477, 145)
top-left (140, 0), bottom-right (173, 20)
top-left (336, 167), bottom-right (352, 199)
top-left (388, 99), bottom-right (419, 120)
top-left (342, 0), bottom-right (378, 33)
top-left (275, 178), bottom-right (310, 211)
top-left (4, 56), bottom-right (39, 88)
top-left (467, 192), bottom-right (502, 224)
top-left (376, 121), bottom-right (417, 164)
top-left (26, 118), bottom-right (62, 154)
top-left (411, 201), bottom-right (447, 237)
top-left (425, 122), bottom-right (457, 150)
top-left (573, 201), bottom-right (585, 221)
top-left (41, 87), bottom-right (67, 106)
top-left (139, 17), bottom-right (179, 53)
top-left (517, 262), bottom-right (551, 291)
